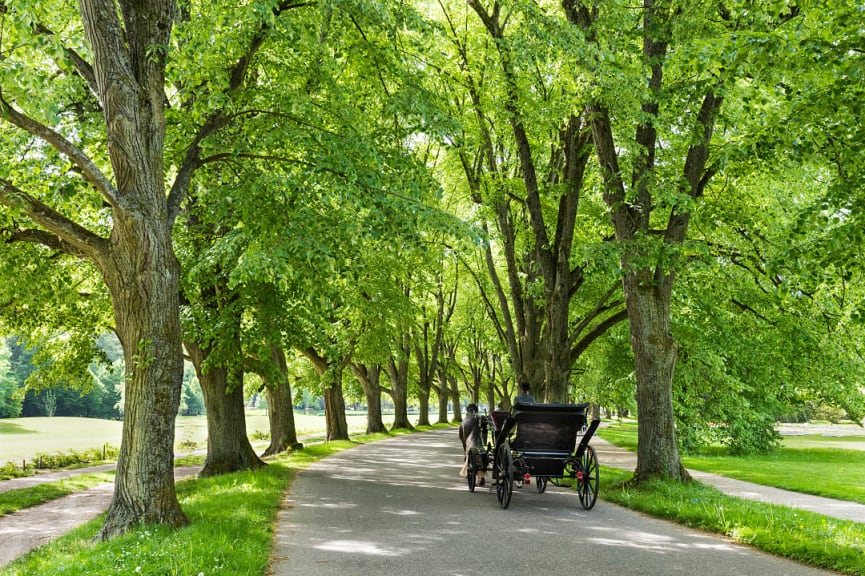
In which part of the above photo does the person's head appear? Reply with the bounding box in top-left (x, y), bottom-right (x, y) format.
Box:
top-left (466, 403), bottom-right (478, 414)
top-left (520, 381), bottom-right (531, 393)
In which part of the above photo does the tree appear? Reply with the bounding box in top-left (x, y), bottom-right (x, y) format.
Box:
top-left (1, 0), bottom-right (311, 537)
top-left (350, 361), bottom-right (388, 434)
top-left (671, 162), bottom-right (865, 453)
top-left (258, 345), bottom-right (303, 455)
top-left (560, 0), bottom-right (827, 480)
top-left (427, 0), bottom-right (628, 404)
top-left (0, 0), bottom-right (189, 535)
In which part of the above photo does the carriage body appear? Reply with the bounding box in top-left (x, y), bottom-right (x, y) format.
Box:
top-left (486, 402), bottom-right (600, 510)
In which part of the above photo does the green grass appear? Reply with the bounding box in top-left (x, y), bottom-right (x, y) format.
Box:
top-left (601, 467), bottom-right (865, 575)
top-left (0, 473), bottom-right (116, 516)
top-left (0, 417), bottom-right (123, 465)
top-left (598, 422), bottom-right (865, 504)
top-left (0, 430), bottom-right (412, 576)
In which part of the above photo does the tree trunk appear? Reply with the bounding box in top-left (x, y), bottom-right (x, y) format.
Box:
top-left (436, 379), bottom-right (449, 424)
top-left (350, 362), bottom-right (387, 434)
top-left (300, 347), bottom-right (350, 441)
top-left (323, 374), bottom-right (349, 441)
top-left (626, 275), bottom-right (689, 482)
top-left (417, 392), bottom-right (431, 427)
top-left (186, 340), bottom-right (264, 477)
top-left (448, 374), bottom-right (462, 423)
top-left (387, 341), bottom-right (413, 430)
top-left (263, 346), bottom-right (302, 455)
top-left (97, 217), bottom-right (188, 539)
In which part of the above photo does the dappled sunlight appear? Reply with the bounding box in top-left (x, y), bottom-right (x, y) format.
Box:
top-left (293, 496), bottom-right (358, 510)
top-left (314, 539), bottom-right (409, 557)
top-left (582, 525), bottom-right (745, 555)
top-left (382, 507), bottom-right (420, 516)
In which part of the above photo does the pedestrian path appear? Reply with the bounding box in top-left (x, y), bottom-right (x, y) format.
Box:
top-left (592, 436), bottom-right (865, 523)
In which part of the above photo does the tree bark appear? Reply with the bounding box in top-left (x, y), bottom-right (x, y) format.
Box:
top-left (81, 0), bottom-right (187, 539)
top-left (98, 226), bottom-right (188, 538)
top-left (625, 275), bottom-right (688, 481)
top-left (350, 362), bottom-right (387, 434)
top-left (262, 346), bottom-right (302, 456)
top-left (301, 347), bottom-right (350, 441)
top-left (416, 391), bottom-right (431, 427)
top-left (447, 373), bottom-right (462, 423)
top-left (386, 336), bottom-right (413, 430)
top-left (185, 340), bottom-right (264, 477)
top-left (323, 375), bottom-right (349, 441)
top-left (435, 375), bottom-right (449, 424)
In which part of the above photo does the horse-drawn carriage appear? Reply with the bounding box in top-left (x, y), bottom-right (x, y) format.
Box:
top-left (465, 402), bottom-right (600, 510)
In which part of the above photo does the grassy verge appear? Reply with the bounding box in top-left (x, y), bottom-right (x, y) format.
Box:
top-left (598, 423), bottom-right (865, 504)
top-left (0, 427), bottom-right (434, 576)
top-left (601, 467), bottom-right (865, 576)
top-left (0, 473), bottom-right (115, 516)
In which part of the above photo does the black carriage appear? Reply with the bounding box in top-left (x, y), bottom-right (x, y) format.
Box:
top-left (469, 402), bottom-right (600, 510)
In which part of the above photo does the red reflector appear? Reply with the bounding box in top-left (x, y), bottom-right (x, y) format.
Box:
top-left (524, 473), bottom-right (531, 482)
top-left (577, 471), bottom-right (584, 481)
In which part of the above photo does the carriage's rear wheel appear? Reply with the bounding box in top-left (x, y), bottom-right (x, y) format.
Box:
top-left (495, 443), bottom-right (513, 509)
top-left (535, 477), bottom-right (547, 494)
top-left (577, 445), bottom-right (599, 510)
top-left (467, 446), bottom-right (479, 492)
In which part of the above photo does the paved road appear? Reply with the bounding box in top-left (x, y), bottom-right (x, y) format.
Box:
top-left (269, 429), bottom-right (837, 576)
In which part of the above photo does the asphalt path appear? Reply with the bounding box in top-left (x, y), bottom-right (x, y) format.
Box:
top-left (269, 429), bottom-right (837, 576)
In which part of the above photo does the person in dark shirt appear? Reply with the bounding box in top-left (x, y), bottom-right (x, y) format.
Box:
top-left (513, 381), bottom-right (535, 405)
top-left (458, 404), bottom-right (486, 486)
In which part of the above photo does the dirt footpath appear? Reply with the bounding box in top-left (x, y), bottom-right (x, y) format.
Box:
top-left (0, 466), bottom-right (200, 569)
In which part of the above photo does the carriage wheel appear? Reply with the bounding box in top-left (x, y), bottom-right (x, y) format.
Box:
top-left (467, 446), bottom-right (479, 492)
top-left (495, 443), bottom-right (513, 509)
top-left (577, 445), bottom-right (599, 510)
top-left (535, 477), bottom-right (547, 494)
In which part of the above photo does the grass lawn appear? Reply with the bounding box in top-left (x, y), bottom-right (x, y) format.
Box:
top-left (598, 421), bottom-right (865, 504)
top-left (0, 418), bottom-right (123, 465)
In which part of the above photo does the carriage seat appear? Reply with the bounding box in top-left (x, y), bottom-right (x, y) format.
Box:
top-left (510, 402), bottom-right (588, 455)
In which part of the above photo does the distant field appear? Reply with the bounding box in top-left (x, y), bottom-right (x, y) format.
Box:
top-left (1, 410), bottom-right (403, 465)
top-left (0, 417), bottom-right (124, 464)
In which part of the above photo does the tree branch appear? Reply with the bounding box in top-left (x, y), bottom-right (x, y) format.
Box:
top-left (1, 179), bottom-right (108, 260)
top-left (569, 308), bottom-right (629, 361)
top-left (167, 0), bottom-right (314, 223)
top-left (31, 22), bottom-right (100, 99)
top-left (0, 92), bottom-right (118, 208)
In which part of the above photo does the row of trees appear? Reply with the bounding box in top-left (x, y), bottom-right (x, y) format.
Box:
top-left (1, 0), bottom-right (862, 540)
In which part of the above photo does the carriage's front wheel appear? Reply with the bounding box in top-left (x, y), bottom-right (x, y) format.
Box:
top-left (577, 444), bottom-right (599, 510)
top-left (467, 446), bottom-right (479, 492)
top-left (495, 443), bottom-right (513, 509)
